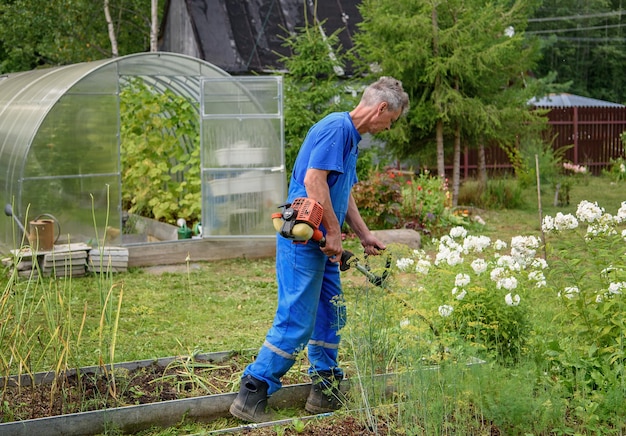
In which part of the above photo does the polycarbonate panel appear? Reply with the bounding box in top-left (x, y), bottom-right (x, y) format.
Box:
top-left (202, 77), bottom-right (282, 116)
top-left (23, 94), bottom-right (119, 177)
top-left (20, 175), bottom-right (122, 246)
top-left (202, 169), bottom-right (284, 236)
top-left (200, 76), bottom-right (285, 238)
top-left (202, 118), bottom-right (283, 169)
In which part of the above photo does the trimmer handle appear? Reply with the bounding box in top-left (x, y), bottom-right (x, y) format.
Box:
top-left (339, 250), bottom-right (356, 271)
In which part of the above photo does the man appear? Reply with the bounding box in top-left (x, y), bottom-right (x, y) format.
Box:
top-left (230, 76), bottom-right (410, 422)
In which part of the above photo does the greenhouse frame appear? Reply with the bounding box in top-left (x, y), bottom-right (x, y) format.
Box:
top-left (0, 52), bottom-right (285, 253)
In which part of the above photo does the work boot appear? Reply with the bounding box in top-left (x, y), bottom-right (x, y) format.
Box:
top-left (229, 375), bottom-right (273, 423)
top-left (305, 373), bottom-right (346, 414)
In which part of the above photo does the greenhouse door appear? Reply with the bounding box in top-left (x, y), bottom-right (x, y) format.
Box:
top-left (200, 77), bottom-right (285, 238)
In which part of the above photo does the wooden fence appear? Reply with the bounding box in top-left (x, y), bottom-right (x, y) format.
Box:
top-left (454, 106), bottom-right (626, 177)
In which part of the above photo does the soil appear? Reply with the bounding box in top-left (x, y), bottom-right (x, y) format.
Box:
top-left (0, 354), bottom-right (395, 435)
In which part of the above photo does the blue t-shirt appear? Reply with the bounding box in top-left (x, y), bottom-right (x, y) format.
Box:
top-left (288, 112), bottom-right (361, 226)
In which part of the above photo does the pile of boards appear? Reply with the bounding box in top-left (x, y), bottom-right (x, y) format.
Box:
top-left (2, 243), bottom-right (129, 278)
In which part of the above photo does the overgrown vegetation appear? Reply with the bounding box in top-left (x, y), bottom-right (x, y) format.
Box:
top-left (120, 78), bottom-right (201, 224)
top-left (1, 177), bottom-right (625, 435)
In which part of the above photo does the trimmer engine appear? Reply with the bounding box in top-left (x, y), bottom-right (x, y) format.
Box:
top-left (272, 197), bottom-right (325, 245)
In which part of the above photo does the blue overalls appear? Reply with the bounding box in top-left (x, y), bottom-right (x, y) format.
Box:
top-left (244, 112), bottom-right (360, 395)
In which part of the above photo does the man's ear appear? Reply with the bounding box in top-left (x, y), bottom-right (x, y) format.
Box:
top-left (378, 102), bottom-right (388, 113)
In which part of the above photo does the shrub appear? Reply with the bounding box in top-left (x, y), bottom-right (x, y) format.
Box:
top-left (351, 170), bottom-right (403, 229)
top-left (394, 227), bottom-right (537, 365)
top-left (120, 79), bottom-right (201, 224)
top-left (541, 200), bottom-right (626, 392)
top-left (602, 156), bottom-right (626, 183)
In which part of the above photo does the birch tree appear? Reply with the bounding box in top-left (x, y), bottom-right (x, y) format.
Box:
top-left (104, 0), bottom-right (119, 57)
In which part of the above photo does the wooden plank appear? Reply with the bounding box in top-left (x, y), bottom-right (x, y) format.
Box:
top-left (126, 237), bottom-right (276, 267)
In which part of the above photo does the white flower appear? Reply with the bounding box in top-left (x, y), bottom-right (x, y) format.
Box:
top-left (559, 286), bottom-right (580, 299)
top-left (396, 257), bottom-right (415, 271)
top-left (449, 226), bottom-right (467, 239)
top-left (415, 259), bottom-right (431, 275)
top-left (505, 293), bottom-right (520, 306)
top-left (554, 212), bottom-right (578, 230)
top-left (576, 200), bottom-right (604, 223)
top-left (400, 319), bottom-right (411, 329)
top-left (528, 270), bottom-right (546, 288)
top-left (455, 273), bottom-right (471, 287)
top-left (542, 215), bottom-right (555, 232)
top-left (511, 236), bottom-right (540, 266)
top-left (608, 282), bottom-right (625, 295)
top-left (490, 267), bottom-right (506, 282)
top-left (455, 289), bottom-right (467, 300)
top-left (615, 202), bottom-right (626, 223)
top-left (445, 250), bottom-right (464, 266)
top-left (497, 276), bottom-right (518, 290)
top-left (596, 294), bottom-right (604, 303)
top-left (585, 214), bottom-right (617, 237)
top-left (463, 235), bottom-right (491, 253)
top-left (497, 255), bottom-right (521, 271)
top-left (471, 258), bottom-right (488, 274)
top-left (622, 229), bottom-right (626, 242)
top-left (531, 258), bottom-right (548, 270)
top-left (493, 239), bottom-right (507, 251)
top-left (621, 163), bottom-right (626, 173)
top-left (438, 304), bottom-right (454, 317)
top-left (600, 266), bottom-right (618, 278)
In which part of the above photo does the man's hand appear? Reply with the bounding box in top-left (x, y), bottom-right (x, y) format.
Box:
top-left (360, 233), bottom-right (386, 256)
top-left (321, 229), bottom-right (343, 262)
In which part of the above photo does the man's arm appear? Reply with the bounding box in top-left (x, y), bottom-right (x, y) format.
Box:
top-left (303, 168), bottom-right (343, 261)
top-left (345, 193), bottom-right (386, 256)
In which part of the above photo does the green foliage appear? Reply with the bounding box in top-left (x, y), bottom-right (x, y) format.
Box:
top-left (517, 138), bottom-right (569, 189)
top-left (0, 0), bottom-right (151, 73)
top-left (602, 155), bottom-right (626, 183)
top-left (480, 178), bottom-right (526, 210)
top-left (275, 15), bottom-right (356, 181)
top-left (120, 79), bottom-right (201, 224)
top-left (354, 0), bottom-right (545, 171)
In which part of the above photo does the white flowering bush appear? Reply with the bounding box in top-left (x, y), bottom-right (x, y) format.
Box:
top-left (541, 200), bottom-right (626, 389)
top-left (394, 226), bottom-right (547, 364)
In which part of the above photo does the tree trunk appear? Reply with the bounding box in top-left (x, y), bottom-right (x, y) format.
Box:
top-left (104, 0), bottom-right (118, 57)
top-left (150, 0), bottom-right (159, 52)
top-left (452, 122), bottom-right (461, 207)
top-left (477, 138), bottom-right (488, 191)
top-left (432, 5), bottom-right (445, 178)
top-left (436, 119), bottom-right (445, 178)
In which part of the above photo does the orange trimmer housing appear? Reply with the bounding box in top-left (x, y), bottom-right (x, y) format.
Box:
top-left (271, 197), bottom-right (325, 244)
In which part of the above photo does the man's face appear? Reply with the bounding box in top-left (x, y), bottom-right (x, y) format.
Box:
top-left (369, 102), bottom-right (402, 134)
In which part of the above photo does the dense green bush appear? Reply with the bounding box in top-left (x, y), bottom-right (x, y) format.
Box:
top-left (120, 79), bottom-right (201, 224)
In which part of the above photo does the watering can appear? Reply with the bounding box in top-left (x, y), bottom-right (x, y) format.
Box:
top-left (3, 204), bottom-right (61, 251)
top-left (28, 215), bottom-right (60, 251)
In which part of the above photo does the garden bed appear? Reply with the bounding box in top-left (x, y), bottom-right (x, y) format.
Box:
top-left (0, 350), bottom-right (398, 435)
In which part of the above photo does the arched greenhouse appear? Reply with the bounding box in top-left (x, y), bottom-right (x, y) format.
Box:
top-left (0, 52), bottom-right (285, 254)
